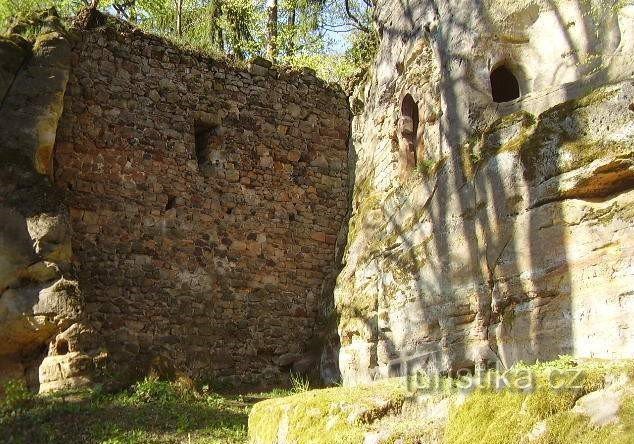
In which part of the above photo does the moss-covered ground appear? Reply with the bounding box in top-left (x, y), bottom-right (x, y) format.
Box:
top-left (249, 357), bottom-right (634, 444)
top-left (249, 378), bottom-right (411, 444)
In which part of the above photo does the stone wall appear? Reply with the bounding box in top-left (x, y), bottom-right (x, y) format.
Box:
top-left (1, 11), bottom-right (350, 390)
top-left (338, 0), bottom-right (634, 385)
top-left (53, 19), bottom-right (349, 386)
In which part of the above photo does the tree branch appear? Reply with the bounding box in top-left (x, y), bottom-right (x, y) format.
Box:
top-left (344, 0), bottom-right (370, 33)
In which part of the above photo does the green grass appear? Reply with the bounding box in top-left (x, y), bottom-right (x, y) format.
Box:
top-left (5, 359), bottom-right (634, 443)
top-left (0, 377), bottom-right (288, 444)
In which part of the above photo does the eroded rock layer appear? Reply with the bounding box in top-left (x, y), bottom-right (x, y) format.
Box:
top-left (338, 0), bottom-right (634, 384)
top-left (0, 10), bottom-right (99, 393)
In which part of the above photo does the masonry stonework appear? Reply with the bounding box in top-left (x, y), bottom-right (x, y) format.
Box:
top-left (5, 0), bottom-right (634, 396)
top-left (0, 12), bottom-right (350, 390)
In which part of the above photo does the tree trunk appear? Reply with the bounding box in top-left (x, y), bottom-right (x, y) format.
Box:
top-left (266, 0), bottom-right (278, 61)
top-left (175, 0), bottom-right (183, 37)
top-left (210, 0), bottom-right (224, 51)
top-left (287, 6), bottom-right (296, 57)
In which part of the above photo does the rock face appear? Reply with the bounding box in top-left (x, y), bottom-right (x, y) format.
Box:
top-left (0, 10), bottom-right (98, 393)
top-left (337, 0), bottom-right (634, 385)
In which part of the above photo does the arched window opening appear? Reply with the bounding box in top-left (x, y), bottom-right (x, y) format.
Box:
top-left (490, 65), bottom-right (520, 103)
top-left (400, 94), bottom-right (419, 168)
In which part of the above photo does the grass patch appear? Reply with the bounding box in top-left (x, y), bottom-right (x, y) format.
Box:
top-left (536, 394), bottom-right (634, 444)
top-left (0, 377), bottom-right (286, 444)
top-left (416, 158), bottom-right (436, 176)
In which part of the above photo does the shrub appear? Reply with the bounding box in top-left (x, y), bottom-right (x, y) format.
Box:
top-left (129, 377), bottom-right (193, 404)
top-left (290, 373), bottom-right (310, 393)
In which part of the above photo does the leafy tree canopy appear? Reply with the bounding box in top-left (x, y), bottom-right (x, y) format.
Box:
top-left (0, 0), bottom-right (378, 82)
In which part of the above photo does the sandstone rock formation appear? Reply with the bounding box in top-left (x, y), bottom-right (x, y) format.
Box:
top-left (337, 0), bottom-right (634, 385)
top-left (0, 10), bottom-right (98, 393)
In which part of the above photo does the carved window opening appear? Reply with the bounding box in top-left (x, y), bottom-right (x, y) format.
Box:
top-left (55, 338), bottom-right (69, 355)
top-left (490, 65), bottom-right (520, 103)
top-left (194, 119), bottom-right (225, 177)
top-left (400, 94), bottom-right (420, 170)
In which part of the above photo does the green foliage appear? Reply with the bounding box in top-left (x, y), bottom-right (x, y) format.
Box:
top-left (512, 355), bottom-right (579, 372)
top-left (134, 0), bottom-right (263, 59)
top-left (0, 0), bottom-right (379, 82)
top-left (0, 0), bottom-right (64, 31)
top-left (416, 158), bottom-right (436, 176)
top-left (0, 380), bottom-right (33, 414)
top-left (0, 378), bottom-right (291, 443)
top-left (345, 28), bottom-right (378, 71)
top-left (127, 377), bottom-right (193, 404)
top-left (289, 372), bottom-right (310, 393)
top-left (283, 51), bottom-right (355, 82)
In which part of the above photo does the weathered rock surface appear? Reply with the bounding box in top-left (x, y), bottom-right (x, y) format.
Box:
top-left (0, 35), bottom-right (28, 101)
top-left (0, 11), bottom-right (98, 393)
top-left (337, 0), bottom-right (634, 384)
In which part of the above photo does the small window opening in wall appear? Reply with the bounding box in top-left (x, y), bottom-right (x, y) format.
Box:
top-left (55, 339), bottom-right (69, 355)
top-left (400, 93), bottom-right (420, 168)
top-left (194, 122), bottom-right (218, 169)
top-left (490, 65), bottom-right (520, 103)
top-left (165, 195), bottom-right (176, 211)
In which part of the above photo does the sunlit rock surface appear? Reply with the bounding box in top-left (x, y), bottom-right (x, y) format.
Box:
top-left (337, 0), bottom-right (634, 385)
top-left (0, 10), bottom-right (98, 394)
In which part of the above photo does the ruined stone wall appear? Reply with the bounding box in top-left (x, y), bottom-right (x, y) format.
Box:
top-left (338, 0), bottom-right (634, 385)
top-left (1, 12), bottom-right (350, 390)
top-left (51, 23), bottom-right (349, 385)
